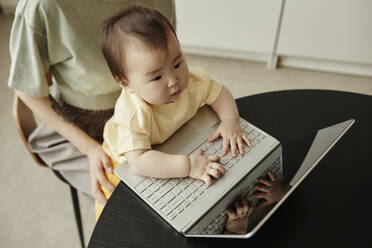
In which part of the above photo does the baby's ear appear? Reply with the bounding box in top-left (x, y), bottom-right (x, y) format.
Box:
top-left (115, 77), bottom-right (131, 90)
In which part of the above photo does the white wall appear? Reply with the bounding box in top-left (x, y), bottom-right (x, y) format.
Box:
top-left (278, 0), bottom-right (372, 64)
top-left (176, 0), bottom-right (282, 62)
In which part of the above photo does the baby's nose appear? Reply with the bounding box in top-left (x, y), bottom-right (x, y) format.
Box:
top-left (168, 76), bottom-right (178, 88)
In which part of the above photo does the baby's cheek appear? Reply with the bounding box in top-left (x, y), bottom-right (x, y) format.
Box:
top-left (181, 74), bottom-right (189, 89)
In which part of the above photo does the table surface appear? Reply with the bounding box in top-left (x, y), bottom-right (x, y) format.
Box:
top-left (88, 90), bottom-right (372, 248)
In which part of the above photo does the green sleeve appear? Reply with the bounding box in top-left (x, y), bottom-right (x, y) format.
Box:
top-left (8, 10), bottom-right (50, 97)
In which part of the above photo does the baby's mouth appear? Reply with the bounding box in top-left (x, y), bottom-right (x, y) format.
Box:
top-left (170, 89), bottom-right (180, 98)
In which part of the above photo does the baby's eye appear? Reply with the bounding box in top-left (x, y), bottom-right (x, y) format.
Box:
top-left (174, 61), bottom-right (182, 69)
top-left (152, 75), bottom-right (162, 81)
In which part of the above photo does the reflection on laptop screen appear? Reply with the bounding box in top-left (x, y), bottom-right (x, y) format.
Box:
top-left (192, 119), bottom-right (353, 238)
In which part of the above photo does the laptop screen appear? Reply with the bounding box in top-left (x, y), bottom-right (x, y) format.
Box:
top-left (196, 119), bottom-right (353, 237)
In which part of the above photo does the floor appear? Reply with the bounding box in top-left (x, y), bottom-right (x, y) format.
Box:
top-left (1, 13), bottom-right (371, 248)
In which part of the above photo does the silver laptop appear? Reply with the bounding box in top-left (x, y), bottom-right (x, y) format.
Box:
top-left (115, 106), bottom-right (354, 238)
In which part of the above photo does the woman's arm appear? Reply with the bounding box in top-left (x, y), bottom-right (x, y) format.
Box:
top-left (15, 90), bottom-right (115, 205)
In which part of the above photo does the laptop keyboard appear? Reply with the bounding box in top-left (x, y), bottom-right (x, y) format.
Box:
top-left (134, 120), bottom-right (266, 221)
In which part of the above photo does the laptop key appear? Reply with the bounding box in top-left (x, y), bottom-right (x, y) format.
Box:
top-left (155, 179), bottom-right (168, 186)
top-left (187, 183), bottom-right (198, 193)
top-left (171, 186), bottom-right (182, 196)
top-left (168, 211), bottom-right (177, 220)
top-left (155, 188), bottom-right (167, 198)
top-left (178, 180), bottom-right (189, 190)
top-left (148, 194), bottom-right (159, 204)
top-left (143, 189), bottom-right (152, 198)
top-left (183, 199), bottom-right (191, 207)
top-left (175, 204), bottom-right (184, 214)
top-left (169, 195), bottom-right (184, 209)
top-left (195, 188), bottom-right (204, 196)
top-left (155, 199), bottom-right (165, 210)
top-left (181, 189), bottom-right (191, 198)
top-left (143, 178), bottom-right (153, 187)
top-left (149, 183), bottom-right (160, 193)
top-left (189, 194), bottom-right (197, 201)
top-left (184, 178), bottom-right (194, 184)
top-left (169, 178), bottom-right (180, 186)
top-left (162, 206), bottom-right (172, 215)
top-left (163, 191), bottom-right (175, 203)
top-left (135, 183), bottom-right (146, 193)
top-left (162, 182), bottom-right (173, 192)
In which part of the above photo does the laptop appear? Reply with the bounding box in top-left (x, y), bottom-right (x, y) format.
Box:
top-left (115, 106), bottom-right (354, 238)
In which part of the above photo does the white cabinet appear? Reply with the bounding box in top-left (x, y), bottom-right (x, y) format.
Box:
top-left (277, 0), bottom-right (372, 64)
top-left (175, 0), bottom-right (282, 62)
top-left (176, 0), bottom-right (372, 77)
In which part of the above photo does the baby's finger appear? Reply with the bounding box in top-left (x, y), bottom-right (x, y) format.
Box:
top-left (254, 184), bottom-right (271, 193)
top-left (208, 154), bottom-right (220, 162)
top-left (242, 134), bottom-right (252, 147)
top-left (237, 136), bottom-right (244, 155)
top-left (207, 168), bottom-right (223, 179)
top-left (267, 171), bottom-right (276, 182)
top-left (230, 138), bottom-right (238, 157)
top-left (223, 137), bottom-right (230, 155)
top-left (201, 173), bottom-right (213, 186)
top-left (196, 149), bottom-right (204, 155)
top-left (209, 162), bottom-right (226, 175)
top-left (208, 130), bottom-right (220, 142)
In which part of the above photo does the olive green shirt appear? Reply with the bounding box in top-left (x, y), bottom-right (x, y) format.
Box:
top-left (8, 0), bottom-right (176, 110)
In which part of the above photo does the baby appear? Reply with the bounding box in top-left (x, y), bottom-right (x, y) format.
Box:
top-left (96, 5), bottom-right (251, 217)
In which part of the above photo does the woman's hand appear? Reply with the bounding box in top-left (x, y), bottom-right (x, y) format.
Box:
top-left (225, 197), bottom-right (253, 235)
top-left (86, 142), bottom-right (115, 206)
top-left (253, 171), bottom-right (290, 210)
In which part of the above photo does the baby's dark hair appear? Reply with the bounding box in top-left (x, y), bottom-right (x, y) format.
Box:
top-left (101, 5), bottom-right (177, 82)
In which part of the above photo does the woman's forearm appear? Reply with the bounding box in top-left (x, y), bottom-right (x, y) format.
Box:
top-left (15, 90), bottom-right (97, 155)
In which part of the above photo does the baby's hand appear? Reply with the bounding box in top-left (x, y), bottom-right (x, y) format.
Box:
top-left (225, 197), bottom-right (253, 235)
top-left (188, 149), bottom-right (225, 185)
top-left (252, 171), bottom-right (290, 210)
top-left (209, 118), bottom-right (251, 157)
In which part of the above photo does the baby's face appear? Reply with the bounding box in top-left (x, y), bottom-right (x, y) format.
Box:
top-left (122, 31), bottom-right (189, 105)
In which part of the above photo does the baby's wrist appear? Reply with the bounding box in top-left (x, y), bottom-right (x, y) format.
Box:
top-left (220, 117), bottom-right (239, 123)
top-left (185, 155), bottom-right (192, 177)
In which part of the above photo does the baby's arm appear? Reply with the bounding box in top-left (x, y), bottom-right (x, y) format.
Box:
top-left (210, 86), bottom-right (251, 156)
top-left (125, 149), bottom-right (225, 185)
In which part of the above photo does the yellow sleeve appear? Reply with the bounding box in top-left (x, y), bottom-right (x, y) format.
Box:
top-left (103, 91), bottom-right (152, 163)
top-left (189, 67), bottom-right (223, 105)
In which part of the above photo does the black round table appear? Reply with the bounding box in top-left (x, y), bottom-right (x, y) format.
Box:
top-left (88, 90), bottom-right (372, 248)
